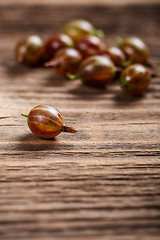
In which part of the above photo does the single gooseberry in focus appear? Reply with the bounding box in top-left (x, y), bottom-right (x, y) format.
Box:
top-left (61, 19), bottom-right (104, 41)
top-left (116, 36), bottom-right (150, 65)
top-left (75, 35), bottom-right (105, 59)
top-left (120, 64), bottom-right (151, 96)
top-left (15, 35), bottom-right (44, 67)
top-left (43, 34), bottom-right (74, 61)
top-left (68, 55), bottom-right (116, 89)
top-left (22, 104), bottom-right (76, 139)
top-left (44, 47), bottom-right (82, 77)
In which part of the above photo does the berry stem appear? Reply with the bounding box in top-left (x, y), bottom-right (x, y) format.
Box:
top-left (17, 55), bottom-right (23, 63)
top-left (66, 72), bottom-right (80, 80)
top-left (150, 70), bottom-right (160, 78)
top-left (21, 113), bottom-right (28, 118)
top-left (115, 36), bottom-right (123, 46)
top-left (44, 60), bottom-right (61, 68)
top-left (62, 125), bottom-right (77, 133)
top-left (121, 57), bottom-right (133, 68)
top-left (93, 29), bottom-right (104, 39)
top-left (146, 61), bottom-right (156, 69)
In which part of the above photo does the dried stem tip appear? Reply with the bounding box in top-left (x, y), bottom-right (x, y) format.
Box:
top-left (62, 125), bottom-right (77, 133)
top-left (44, 60), bottom-right (61, 68)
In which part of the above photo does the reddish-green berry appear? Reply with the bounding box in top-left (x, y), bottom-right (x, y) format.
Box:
top-left (99, 46), bottom-right (126, 67)
top-left (75, 35), bottom-right (105, 59)
top-left (78, 55), bottom-right (116, 88)
top-left (61, 19), bottom-right (104, 41)
top-left (117, 36), bottom-right (150, 65)
top-left (43, 34), bottom-right (74, 61)
top-left (15, 35), bottom-right (44, 67)
top-left (120, 64), bottom-right (151, 96)
top-left (22, 105), bottom-right (76, 139)
top-left (45, 47), bottom-right (82, 77)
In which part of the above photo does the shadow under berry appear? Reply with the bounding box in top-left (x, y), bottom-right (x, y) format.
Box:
top-left (17, 133), bottom-right (75, 152)
top-left (112, 90), bottom-right (144, 107)
top-left (68, 82), bottom-right (109, 101)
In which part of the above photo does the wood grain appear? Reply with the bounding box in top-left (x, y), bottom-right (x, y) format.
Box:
top-left (1, 0), bottom-right (160, 5)
top-left (0, 4), bottom-right (160, 240)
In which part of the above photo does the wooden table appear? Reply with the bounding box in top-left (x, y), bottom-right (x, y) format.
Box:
top-left (0, 3), bottom-right (160, 240)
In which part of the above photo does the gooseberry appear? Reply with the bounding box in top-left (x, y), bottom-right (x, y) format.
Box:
top-left (117, 36), bottom-right (150, 65)
top-left (15, 35), bottom-right (44, 67)
top-left (45, 47), bottom-right (82, 77)
top-left (70, 55), bottom-right (116, 89)
top-left (22, 105), bottom-right (76, 139)
top-left (61, 19), bottom-right (104, 41)
top-left (120, 64), bottom-right (151, 96)
top-left (43, 34), bottom-right (74, 61)
top-left (75, 35), bottom-right (105, 59)
top-left (99, 46), bottom-right (127, 67)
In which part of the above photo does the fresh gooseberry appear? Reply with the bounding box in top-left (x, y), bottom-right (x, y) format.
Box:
top-left (75, 35), bottom-right (105, 59)
top-left (43, 34), bottom-right (74, 61)
top-left (99, 46), bottom-right (127, 67)
top-left (15, 35), bottom-right (44, 67)
top-left (61, 19), bottom-right (104, 41)
top-left (120, 64), bottom-right (151, 96)
top-left (76, 55), bottom-right (116, 88)
top-left (117, 36), bottom-right (150, 65)
top-left (45, 47), bottom-right (82, 77)
top-left (22, 105), bottom-right (76, 139)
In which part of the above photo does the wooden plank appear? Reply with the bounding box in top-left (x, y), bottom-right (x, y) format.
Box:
top-left (0, 4), bottom-right (160, 240)
top-left (0, 0), bottom-right (160, 5)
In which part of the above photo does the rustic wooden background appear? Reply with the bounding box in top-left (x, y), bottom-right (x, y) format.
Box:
top-left (0, 3), bottom-right (160, 240)
top-left (1, 0), bottom-right (160, 5)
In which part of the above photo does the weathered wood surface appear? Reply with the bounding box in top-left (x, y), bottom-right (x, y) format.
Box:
top-left (0, 4), bottom-right (160, 240)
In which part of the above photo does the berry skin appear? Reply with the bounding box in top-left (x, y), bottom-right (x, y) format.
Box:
top-left (45, 47), bottom-right (82, 77)
top-left (43, 34), bottom-right (74, 61)
top-left (15, 35), bottom-right (44, 67)
top-left (120, 64), bottom-right (151, 96)
top-left (117, 36), bottom-right (150, 65)
top-left (22, 105), bottom-right (76, 139)
top-left (78, 55), bottom-right (116, 89)
top-left (99, 46), bottom-right (127, 67)
top-left (75, 35), bottom-right (105, 59)
top-left (61, 19), bottom-right (103, 41)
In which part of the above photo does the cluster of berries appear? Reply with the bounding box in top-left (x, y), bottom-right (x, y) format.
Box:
top-left (15, 19), bottom-right (156, 97)
top-left (17, 19), bottom-right (158, 139)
